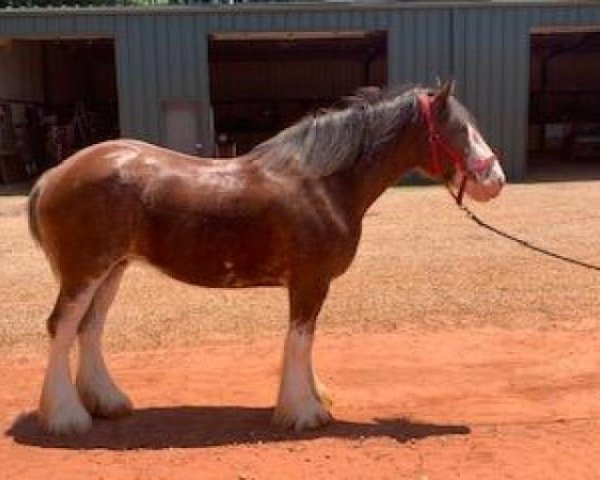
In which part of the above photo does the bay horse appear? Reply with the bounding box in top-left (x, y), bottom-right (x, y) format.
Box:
top-left (28, 82), bottom-right (505, 435)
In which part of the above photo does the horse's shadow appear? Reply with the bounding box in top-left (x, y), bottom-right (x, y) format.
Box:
top-left (6, 406), bottom-right (470, 450)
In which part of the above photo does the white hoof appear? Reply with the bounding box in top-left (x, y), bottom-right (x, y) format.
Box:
top-left (76, 378), bottom-right (133, 419)
top-left (40, 400), bottom-right (93, 435)
top-left (273, 398), bottom-right (332, 431)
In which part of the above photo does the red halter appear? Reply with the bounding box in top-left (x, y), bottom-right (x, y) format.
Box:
top-left (418, 94), bottom-right (493, 206)
top-left (418, 93), bottom-right (469, 176)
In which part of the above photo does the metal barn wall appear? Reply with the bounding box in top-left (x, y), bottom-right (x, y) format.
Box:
top-left (1, 3), bottom-right (600, 179)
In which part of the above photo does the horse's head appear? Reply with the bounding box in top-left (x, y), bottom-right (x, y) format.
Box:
top-left (418, 81), bottom-right (505, 202)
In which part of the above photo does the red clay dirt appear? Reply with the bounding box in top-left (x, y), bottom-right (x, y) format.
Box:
top-left (1, 182), bottom-right (600, 479)
top-left (3, 331), bottom-right (600, 479)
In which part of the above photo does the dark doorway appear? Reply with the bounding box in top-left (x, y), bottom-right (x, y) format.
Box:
top-left (208, 31), bottom-right (388, 156)
top-left (0, 38), bottom-right (120, 184)
top-left (528, 29), bottom-right (600, 181)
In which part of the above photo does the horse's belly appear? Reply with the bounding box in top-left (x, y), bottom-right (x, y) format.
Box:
top-left (140, 234), bottom-right (287, 289)
top-left (157, 258), bottom-right (286, 288)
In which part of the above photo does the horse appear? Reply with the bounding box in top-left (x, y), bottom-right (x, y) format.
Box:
top-left (27, 81), bottom-right (505, 435)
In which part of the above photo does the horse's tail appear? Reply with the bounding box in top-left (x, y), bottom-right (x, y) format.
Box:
top-left (27, 175), bottom-right (59, 279)
top-left (27, 178), bottom-right (44, 248)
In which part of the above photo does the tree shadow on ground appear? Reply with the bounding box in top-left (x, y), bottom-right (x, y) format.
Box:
top-left (6, 406), bottom-right (470, 450)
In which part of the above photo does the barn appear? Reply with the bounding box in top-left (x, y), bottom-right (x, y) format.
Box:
top-left (0, 0), bottom-right (599, 184)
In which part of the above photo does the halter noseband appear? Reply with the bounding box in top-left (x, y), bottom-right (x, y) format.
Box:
top-left (418, 94), bottom-right (485, 206)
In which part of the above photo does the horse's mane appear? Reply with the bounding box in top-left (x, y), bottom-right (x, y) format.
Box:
top-left (250, 85), bottom-right (423, 177)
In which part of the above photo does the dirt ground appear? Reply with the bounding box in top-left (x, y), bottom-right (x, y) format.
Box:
top-left (1, 182), bottom-right (600, 479)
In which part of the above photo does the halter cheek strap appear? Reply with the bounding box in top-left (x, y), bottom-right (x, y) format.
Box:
top-left (418, 94), bottom-right (494, 206)
top-left (418, 94), bottom-right (468, 177)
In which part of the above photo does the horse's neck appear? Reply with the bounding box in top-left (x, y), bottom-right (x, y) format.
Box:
top-left (351, 128), bottom-right (421, 216)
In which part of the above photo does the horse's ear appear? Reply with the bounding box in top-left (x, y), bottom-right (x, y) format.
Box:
top-left (434, 80), bottom-right (455, 107)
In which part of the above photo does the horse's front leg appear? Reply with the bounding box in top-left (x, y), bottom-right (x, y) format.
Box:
top-left (273, 279), bottom-right (332, 431)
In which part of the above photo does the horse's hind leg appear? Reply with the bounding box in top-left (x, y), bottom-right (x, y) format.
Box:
top-left (273, 280), bottom-right (333, 431)
top-left (76, 262), bottom-right (132, 419)
top-left (39, 280), bottom-right (101, 435)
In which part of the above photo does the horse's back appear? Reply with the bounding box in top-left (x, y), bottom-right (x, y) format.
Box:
top-left (32, 138), bottom-right (224, 212)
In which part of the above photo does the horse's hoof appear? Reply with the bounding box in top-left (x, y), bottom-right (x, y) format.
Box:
top-left (272, 401), bottom-right (332, 431)
top-left (39, 402), bottom-right (93, 435)
top-left (77, 384), bottom-right (133, 419)
top-left (89, 397), bottom-right (133, 419)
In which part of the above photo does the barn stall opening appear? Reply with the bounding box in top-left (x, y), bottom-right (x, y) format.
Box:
top-left (0, 37), bottom-right (120, 184)
top-left (208, 30), bottom-right (387, 156)
top-left (528, 28), bottom-right (600, 180)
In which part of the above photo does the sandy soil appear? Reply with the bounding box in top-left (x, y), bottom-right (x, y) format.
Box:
top-left (1, 182), bottom-right (600, 479)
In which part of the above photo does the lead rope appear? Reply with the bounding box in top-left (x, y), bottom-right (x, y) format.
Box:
top-left (445, 184), bottom-right (600, 272)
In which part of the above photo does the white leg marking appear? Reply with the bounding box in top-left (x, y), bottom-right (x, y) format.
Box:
top-left (39, 285), bottom-right (98, 435)
top-left (76, 267), bottom-right (132, 418)
top-left (76, 329), bottom-right (132, 419)
top-left (273, 327), bottom-right (332, 431)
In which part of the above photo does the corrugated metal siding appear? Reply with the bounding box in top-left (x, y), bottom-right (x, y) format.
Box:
top-left (388, 8), bottom-right (452, 86)
top-left (452, 7), bottom-right (531, 180)
top-left (1, 4), bottom-right (600, 178)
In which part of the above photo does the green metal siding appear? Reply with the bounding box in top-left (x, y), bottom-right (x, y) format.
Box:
top-left (1, 3), bottom-right (600, 179)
